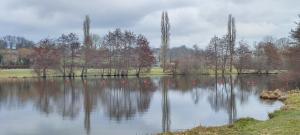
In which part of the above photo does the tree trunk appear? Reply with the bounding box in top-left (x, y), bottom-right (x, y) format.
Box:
top-left (42, 68), bottom-right (46, 78)
top-left (230, 53), bottom-right (233, 73)
top-left (136, 67), bottom-right (141, 76)
top-left (81, 65), bottom-right (85, 77)
top-left (215, 42), bottom-right (218, 75)
top-left (63, 61), bottom-right (66, 77)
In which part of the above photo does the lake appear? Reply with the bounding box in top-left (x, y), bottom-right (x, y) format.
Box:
top-left (0, 75), bottom-right (294, 135)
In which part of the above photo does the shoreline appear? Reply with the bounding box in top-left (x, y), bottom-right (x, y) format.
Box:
top-left (0, 68), bottom-right (283, 78)
top-left (160, 90), bottom-right (300, 135)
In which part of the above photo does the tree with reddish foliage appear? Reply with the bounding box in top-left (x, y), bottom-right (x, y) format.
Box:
top-left (136, 35), bottom-right (155, 76)
top-left (32, 39), bottom-right (61, 78)
top-left (263, 41), bottom-right (282, 73)
top-left (252, 38), bottom-right (282, 73)
top-left (234, 41), bottom-right (252, 74)
top-left (286, 47), bottom-right (300, 74)
top-left (287, 15), bottom-right (300, 79)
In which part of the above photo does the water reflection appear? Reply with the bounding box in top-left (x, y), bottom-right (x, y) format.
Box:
top-left (0, 75), bottom-right (295, 135)
top-left (161, 77), bottom-right (170, 132)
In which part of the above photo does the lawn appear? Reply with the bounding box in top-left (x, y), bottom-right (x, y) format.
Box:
top-left (0, 68), bottom-right (286, 78)
top-left (161, 90), bottom-right (300, 135)
top-left (0, 69), bottom-right (36, 78)
top-left (0, 67), bottom-right (172, 78)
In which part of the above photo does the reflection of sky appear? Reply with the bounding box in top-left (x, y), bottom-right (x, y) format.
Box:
top-left (0, 76), bottom-right (283, 135)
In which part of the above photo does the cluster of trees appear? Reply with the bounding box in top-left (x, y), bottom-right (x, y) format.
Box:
top-left (172, 36), bottom-right (292, 75)
top-left (0, 16), bottom-right (155, 77)
top-left (1, 12), bottom-right (300, 78)
top-left (31, 16), bottom-right (154, 77)
top-left (0, 35), bottom-right (34, 49)
top-left (101, 29), bottom-right (155, 76)
top-left (35, 33), bottom-right (155, 77)
top-left (287, 15), bottom-right (300, 80)
top-left (0, 36), bottom-right (34, 67)
top-left (170, 14), bottom-right (299, 76)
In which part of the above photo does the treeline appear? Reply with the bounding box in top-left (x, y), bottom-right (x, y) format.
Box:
top-left (0, 36), bottom-right (34, 67)
top-left (1, 13), bottom-right (300, 78)
top-left (161, 14), bottom-right (300, 77)
top-left (32, 18), bottom-right (155, 77)
top-left (0, 35), bottom-right (34, 49)
top-left (166, 36), bottom-right (294, 75)
top-left (0, 16), bottom-right (155, 77)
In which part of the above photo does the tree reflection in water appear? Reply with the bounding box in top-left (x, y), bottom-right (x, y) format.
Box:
top-left (0, 75), bottom-right (297, 134)
top-left (80, 77), bottom-right (156, 134)
top-left (207, 75), bottom-right (237, 124)
top-left (161, 77), bottom-right (170, 132)
top-left (99, 77), bottom-right (156, 121)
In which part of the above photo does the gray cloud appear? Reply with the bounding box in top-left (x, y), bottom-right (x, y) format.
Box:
top-left (0, 0), bottom-right (299, 48)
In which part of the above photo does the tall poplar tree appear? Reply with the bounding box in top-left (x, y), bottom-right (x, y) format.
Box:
top-left (160, 11), bottom-right (170, 72)
top-left (228, 14), bottom-right (236, 73)
top-left (82, 15), bottom-right (92, 77)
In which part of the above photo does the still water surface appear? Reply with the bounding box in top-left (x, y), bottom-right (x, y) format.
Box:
top-left (0, 75), bottom-right (289, 135)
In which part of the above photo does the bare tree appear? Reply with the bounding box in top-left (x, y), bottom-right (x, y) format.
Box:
top-left (234, 41), bottom-right (252, 74)
top-left (57, 33), bottom-right (80, 77)
top-left (288, 15), bottom-right (300, 78)
top-left (160, 11), bottom-right (170, 72)
top-left (220, 36), bottom-right (229, 74)
top-left (102, 29), bottom-right (153, 76)
top-left (124, 31), bottom-right (136, 75)
top-left (57, 34), bottom-right (69, 77)
top-left (206, 36), bottom-right (219, 75)
top-left (32, 38), bottom-right (60, 78)
top-left (135, 35), bottom-right (155, 76)
top-left (68, 33), bottom-right (80, 77)
top-left (263, 41), bottom-right (282, 73)
top-left (207, 36), bottom-right (229, 75)
top-left (253, 43), bottom-right (267, 73)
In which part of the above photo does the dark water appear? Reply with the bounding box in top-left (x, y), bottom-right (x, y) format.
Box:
top-left (0, 75), bottom-right (294, 135)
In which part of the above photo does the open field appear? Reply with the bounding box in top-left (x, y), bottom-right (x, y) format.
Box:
top-left (0, 68), bottom-right (286, 78)
top-left (0, 67), bottom-right (172, 78)
top-left (161, 90), bottom-right (300, 135)
top-left (0, 69), bottom-right (36, 78)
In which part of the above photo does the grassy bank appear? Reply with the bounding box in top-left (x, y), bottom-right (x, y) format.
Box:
top-left (0, 68), bottom-right (286, 78)
top-left (0, 67), bottom-right (172, 78)
top-left (161, 90), bottom-right (300, 135)
top-left (0, 69), bottom-right (35, 78)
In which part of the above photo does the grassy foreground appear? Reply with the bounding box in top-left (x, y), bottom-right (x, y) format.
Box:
top-left (161, 90), bottom-right (300, 135)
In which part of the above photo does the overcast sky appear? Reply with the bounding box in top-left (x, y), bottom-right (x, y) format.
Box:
top-left (0, 0), bottom-right (299, 48)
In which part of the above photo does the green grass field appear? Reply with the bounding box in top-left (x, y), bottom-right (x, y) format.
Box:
top-left (0, 68), bottom-right (285, 78)
top-left (161, 90), bottom-right (300, 135)
top-left (0, 67), bottom-right (172, 78)
top-left (0, 69), bottom-right (36, 78)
